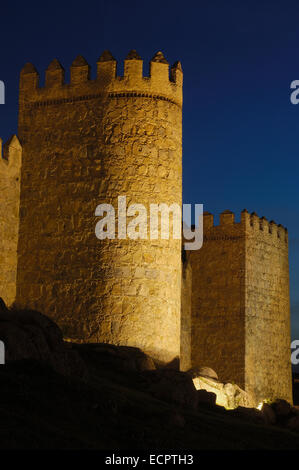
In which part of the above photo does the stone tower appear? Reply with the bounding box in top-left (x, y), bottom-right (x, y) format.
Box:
top-left (16, 50), bottom-right (183, 365)
top-left (188, 209), bottom-right (292, 404)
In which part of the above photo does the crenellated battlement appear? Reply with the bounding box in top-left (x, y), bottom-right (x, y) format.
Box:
top-left (203, 209), bottom-right (288, 244)
top-left (243, 209), bottom-right (288, 243)
top-left (0, 135), bottom-right (22, 173)
top-left (19, 50), bottom-right (183, 108)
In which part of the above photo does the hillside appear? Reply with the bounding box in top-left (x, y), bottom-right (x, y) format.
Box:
top-left (1, 304), bottom-right (299, 449)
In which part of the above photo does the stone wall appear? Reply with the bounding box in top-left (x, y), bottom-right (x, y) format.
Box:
top-left (16, 51), bottom-right (183, 364)
top-left (243, 211), bottom-right (292, 404)
top-left (189, 211), bottom-right (246, 386)
top-left (189, 210), bottom-right (292, 404)
top-left (180, 248), bottom-right (192, 371)
top-left (0, 136), bottom-right (22, 305)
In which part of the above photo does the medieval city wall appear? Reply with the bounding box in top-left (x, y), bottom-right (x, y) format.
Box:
top-left (0, 51), bottom-right (292, 401)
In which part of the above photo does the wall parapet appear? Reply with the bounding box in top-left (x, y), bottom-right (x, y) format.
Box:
top-left (19, 50), bottom-right (183, 108)
top-left (203, 209), bottom-right (288, 243)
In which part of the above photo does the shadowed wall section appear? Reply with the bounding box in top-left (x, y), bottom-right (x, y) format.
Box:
top-left (180, 247), bottom-right (192, 371)
top-left (189, 211), bottom-right (246, 386)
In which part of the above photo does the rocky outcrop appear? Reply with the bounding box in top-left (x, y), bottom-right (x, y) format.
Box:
top-left (0, 298), bottom-right (159, 382)
top-left (2, 299), bottom-right (299, 449)
top-left (267, 400), bottom-right (299, 430)
top-left (3, 297), bottom-right (299, 444)
top-left (0, 298), bottom-right (88, 380)
top-left (260, 403), bottom-right (276, 425)
top-left (190, 371), bottom-right (253, 409)
top-left (197, 389), bottom-right (217, 405)
top-left (140, 369), bottom-right (198, 409)
top-left (228, 399), bottom-right (299, 434)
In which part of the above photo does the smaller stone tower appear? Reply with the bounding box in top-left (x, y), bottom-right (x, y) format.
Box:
top-left (188, 209), bottom-right (292, 405)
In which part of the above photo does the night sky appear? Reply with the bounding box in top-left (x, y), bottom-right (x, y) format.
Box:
top-left (1, 1), bottom-right (299, 338)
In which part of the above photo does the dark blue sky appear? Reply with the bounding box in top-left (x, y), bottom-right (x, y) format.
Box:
top-left (1, 0), bottom-right (299, 337)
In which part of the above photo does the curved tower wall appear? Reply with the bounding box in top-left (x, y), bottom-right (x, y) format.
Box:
top-left (0, 136), bottom-right (22, 306)
top-left (17, 51), bottom-right (183, 364)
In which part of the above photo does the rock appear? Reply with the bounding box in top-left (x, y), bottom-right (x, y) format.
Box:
top-left (0, 321), bottom-right (42, 360)
top-left (167, 411), bottom-right (186, 428)
top-left (197, 367), bottom-right (218, 381)
top-left (230, 406), bottom-right (266, 425)
top-left (12, 309), bottom-right (63, 349)
top-left (197, 389), bottom-right (216, 405)
top-left (286, 415), bottom-right (299, 432)
top-left (261, 403), bottom-right (276, 425)
top-left (136, 355), bottom-right (156, 371)
top-left (0, 305), bottom-right (88, 381)
top-left (50, 349), bottom-right (88, 380)
top-left (271, 399), bottom-right (292, 419)
top-left (0, 304), bottom-right (63, 351)
top-left (187, 366), bottom-right (218, 381)
top-left (192, 374), bottom-right (253, 409)
top-left (223, 383), bottom-right (252, 409)
top-left (122, 357), bottom-right (138, 371)
top-left (142, 369), bottom-right (198, 409)
top-left (95, 344), bottom-right (156, 372)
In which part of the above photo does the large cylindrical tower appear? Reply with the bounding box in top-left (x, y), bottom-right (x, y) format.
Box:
top-left (17, 50), bottom-right (183, 364)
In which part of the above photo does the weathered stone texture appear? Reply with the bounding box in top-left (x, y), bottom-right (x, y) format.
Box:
top-left (244, 212), bottom-right (292, 404)
top-left (16, 52), bottom-right (182, 364)
top-left (192, 374), bottom-right (253, 409)
top-left (189, 210), bottom-right (292, 405)
top-left (180, 249), bottom-right (192, 371)
top-left (189, 211), bottom-right (246, 386)
top-left (0, 136), bottom-right (22, 305)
